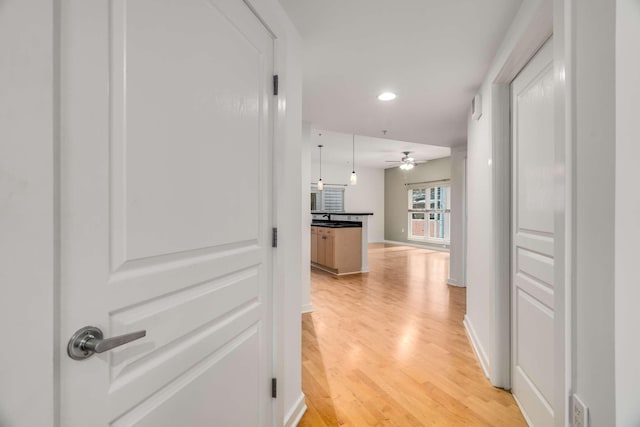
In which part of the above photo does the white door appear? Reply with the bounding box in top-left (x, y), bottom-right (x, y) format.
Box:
top-left (510, 38), bottom-right (555, 426)
top-left (59, 0), bottom-right (274, 425)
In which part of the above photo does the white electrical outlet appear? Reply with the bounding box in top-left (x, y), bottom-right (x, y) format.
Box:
top-left (573, 394), bottom-right (588, 427)
top-left (401, 228), bottom-right (404, 233)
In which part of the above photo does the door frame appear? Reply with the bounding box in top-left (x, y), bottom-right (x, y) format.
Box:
top-left (490, 1), bottom-right (574, 426)
top-left (0, 1), bottom-right (58, 425)
top-left (0, 0), bottom-right (297, 426)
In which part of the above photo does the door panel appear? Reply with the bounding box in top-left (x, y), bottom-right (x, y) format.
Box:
top-left (60, 0), bottom-right (274, 425)
top-left (325, 235), bottom-right (335, 269)
top-left (116, 0), bottom-right (264, 262)
top-left (311, 230), bottom-right (318, 263)
top-left (511, 38), bottom-right (555, 426)
top-left (317, 233), bottom-right (326, 266)
top-left (111, 328), bottom-right (261, 427)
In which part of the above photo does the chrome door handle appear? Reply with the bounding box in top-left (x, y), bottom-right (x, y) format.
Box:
top-left (67, 326), bottom-right (146, 360)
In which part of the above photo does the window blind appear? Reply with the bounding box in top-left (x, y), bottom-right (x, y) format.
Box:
top-left (323, 188), bottom-right (344, 212)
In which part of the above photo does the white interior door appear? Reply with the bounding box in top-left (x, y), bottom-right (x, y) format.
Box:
top-left (510, 38), bottom-right (555, 426)
top-left (59, 0), bottom-right (274, 425)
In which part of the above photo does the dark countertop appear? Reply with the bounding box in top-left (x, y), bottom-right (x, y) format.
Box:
top-left (312, 212), bottom-right (374, 215)
top-left (311, 220), bottom-right (362, 228)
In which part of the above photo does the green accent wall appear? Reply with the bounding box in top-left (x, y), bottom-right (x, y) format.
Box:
top-left (384, 157), bottom-right (451, 246)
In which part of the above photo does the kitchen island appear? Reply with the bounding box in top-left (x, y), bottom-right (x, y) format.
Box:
top-left (310, 212), bottom-right (373, 274)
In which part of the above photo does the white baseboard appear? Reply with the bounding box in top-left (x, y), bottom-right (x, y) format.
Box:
top-left (512, 392), bottom-right (535, 427)
top-left (284, 393), bottom-right (307, 427)
top-left (447, 277), bottom-right (465, 287)
top-left (301, 303), bottom-right (313, 314)
top-left (463, 315), bottom-right (490, 379)
top-left (383, 240), bottom-right (450, 253)
top-left (311, 263), bottom-right (363, 276)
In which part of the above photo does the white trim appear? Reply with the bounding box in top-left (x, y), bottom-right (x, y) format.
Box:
top-left (447, 278), bottom-right (465, 288)
top-left (260, 5), bottom-right (288, 424)
top-left (553, 1), bottom-right (574, 425)
top-left (0, 1), bottom-right (58, 425)
top-left (284, 393), bottom-right (307, 427)
top-left (462, 154), bottom-right (468, 290)
top-left (240, 1), bottom-right (305, 425)
top-left (383, 240), bottom-right (450, 253)
top-left (407, 184), bottom-right (452, 243)
top-left (512, 393), bottom-right (535, 427)
top-left (301, 304), bottom-right (313, 314)
top-left (464, 315), bottom-right (491, 379)
top-left (407, 236), bottom-right (450, 246)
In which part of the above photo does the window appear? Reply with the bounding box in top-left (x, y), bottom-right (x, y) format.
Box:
top-left (311, 186), bottom-right (345, 212)
top-left (408, 184), bottom-right (450, 243)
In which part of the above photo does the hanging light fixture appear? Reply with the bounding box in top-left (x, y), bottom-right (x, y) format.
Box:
top-left (350, 134), bottom-right (357, 185)
top-left (399, 151), bottom-right (415, 170)
top-left (317, 144), bottom-right (324, 190)
top-left (399, 162), bottom-right (415, 171)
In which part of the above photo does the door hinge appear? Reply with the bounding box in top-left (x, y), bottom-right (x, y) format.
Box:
top-left (273, 75), bottom-right (279, 96)
top-left (272, 227), bottom-right (278, 248)
top-left (272, 378), bottom-right (277, 398)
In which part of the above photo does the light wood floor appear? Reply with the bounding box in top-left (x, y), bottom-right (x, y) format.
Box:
top-left (298, 243), bottom-right (526, 426)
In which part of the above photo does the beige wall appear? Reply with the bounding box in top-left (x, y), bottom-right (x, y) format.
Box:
top-left (384, 157), bottom-right (451, 246)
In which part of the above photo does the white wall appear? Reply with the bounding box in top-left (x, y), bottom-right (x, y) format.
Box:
top-left (465, 0), bottom-right (552, 386)
top-left (467, 0), bottom-right (623, 424)
top-left (311, 160), bottom-right (385, 243)
top-left (0, 1), bottom-right (57, 425)
top-left (465, 79), bottom-right (493, 371)
top-left (300, 122), bottom-right (312, 314)
top-left (448, 147), bottom-right (467, 287)
top-left (573, 0), bottom-right (616, 424)
top-left (615, 0), bottom-right (640, 424)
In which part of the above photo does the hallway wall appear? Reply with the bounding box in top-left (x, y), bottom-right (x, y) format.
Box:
top-left (448, 147), bottom-right (467, 287)
top-left (615, 0), bottom-right (640, 424)
top-left (466, 0), bottom-right (622, 425)
top-left (301, 122), bottom-right (312, 314)
top-left (573, 0), bottom-right (616, 424)
top-left (465, 81), bottom-right (493, 374)
top-left (465, 0), bottom-right (553, 398)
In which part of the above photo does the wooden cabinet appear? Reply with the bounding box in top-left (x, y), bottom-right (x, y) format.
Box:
top-left (324, 234), bottom-right (335, 268)
top-left (311, 226), bottom-right (361, 274)
top-left (315, 228), bottom-right (333, 268)
top-left (310, 227), bottom-right (318, 263)
top-left (316, 227), bottom-right (326, 265)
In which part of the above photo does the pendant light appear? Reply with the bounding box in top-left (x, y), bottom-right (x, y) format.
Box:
top-left (317, 144), bottom-right (324, 190)
top-left (350, 134), bottom-right (357, 185)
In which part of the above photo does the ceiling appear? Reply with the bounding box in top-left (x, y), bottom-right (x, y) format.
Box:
top-left (310, 128), bottom-right (450, 169)
top-left (280, 0), bottom-right (523, 147)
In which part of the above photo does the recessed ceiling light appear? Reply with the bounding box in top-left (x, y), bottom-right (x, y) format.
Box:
top-left (378, 92), bottom-right (397, 101)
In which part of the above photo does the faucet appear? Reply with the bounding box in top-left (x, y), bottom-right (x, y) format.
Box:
top-left (322, 213), bottom-right (331, 221)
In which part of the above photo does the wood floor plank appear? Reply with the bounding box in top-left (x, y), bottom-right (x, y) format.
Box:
top-left (298, 243), bottom-right (526, 426)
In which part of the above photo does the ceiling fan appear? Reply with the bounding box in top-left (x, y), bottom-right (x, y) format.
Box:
top-left (385, 151), bottom-right (427, 170)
